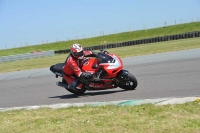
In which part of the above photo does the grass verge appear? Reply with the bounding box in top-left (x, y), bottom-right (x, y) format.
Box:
top-left (0, 22), bottom-right (200, 56)
top-left (0, 38), bottom-right (200, 73)
top-left (0, 102), bottom-right (199, 133)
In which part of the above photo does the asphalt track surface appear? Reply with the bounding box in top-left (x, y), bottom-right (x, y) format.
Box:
top-left (0, 49), bottom-right (200, 108)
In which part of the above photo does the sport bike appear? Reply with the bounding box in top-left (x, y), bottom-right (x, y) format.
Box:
top-left (50, 51), bottom-right (137, 95)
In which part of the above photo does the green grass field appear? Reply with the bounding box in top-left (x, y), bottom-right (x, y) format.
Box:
top-left (0, 102), bottom-right (200, 133)
top-left (0, 22), bottom-right (200, 57)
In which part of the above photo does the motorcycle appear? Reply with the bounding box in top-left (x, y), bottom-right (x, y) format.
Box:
top-left (50, 50), bottom-right (138, 95)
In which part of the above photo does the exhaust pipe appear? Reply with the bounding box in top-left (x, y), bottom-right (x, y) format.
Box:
top-left (56, 80), bottom-right (81, 91)
top-left (56, 81), bottom-right (70, 89)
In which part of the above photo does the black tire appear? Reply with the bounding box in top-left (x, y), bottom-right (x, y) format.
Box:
top-left (118, 73), bottom-right (138, 90)
top-left (67, 87), bottom-right (86, 95)
top-left (62, 79), bottom-right (86, 95)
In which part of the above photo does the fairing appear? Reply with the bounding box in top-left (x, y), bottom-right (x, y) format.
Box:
top-left (81, 53), bottom-right (123, 78)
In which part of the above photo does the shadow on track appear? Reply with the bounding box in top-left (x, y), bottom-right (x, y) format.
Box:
top-left (49, 89), bottom-right (126, 99)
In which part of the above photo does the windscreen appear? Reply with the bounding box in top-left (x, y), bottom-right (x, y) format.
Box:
top-left (96, 52), bottom-right (115, 64)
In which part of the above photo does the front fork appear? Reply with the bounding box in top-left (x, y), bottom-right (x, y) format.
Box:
top-left (114, 70), bottom-right (129, 85)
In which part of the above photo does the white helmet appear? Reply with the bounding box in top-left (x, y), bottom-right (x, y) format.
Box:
top-left (70, 44), bottom-right (84, 59)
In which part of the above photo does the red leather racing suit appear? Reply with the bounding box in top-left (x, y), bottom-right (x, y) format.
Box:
top-left (62, 51), bottom-right (93, 85)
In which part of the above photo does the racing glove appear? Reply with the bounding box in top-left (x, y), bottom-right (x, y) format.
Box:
top-left (80, 72), bottom-right (93, 79)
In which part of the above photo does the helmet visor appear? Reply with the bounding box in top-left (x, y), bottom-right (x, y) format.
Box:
top-left (73, 50), bottom-right (84, 57)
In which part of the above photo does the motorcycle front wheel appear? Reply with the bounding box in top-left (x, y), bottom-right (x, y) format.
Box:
top-left (118, 73), bottom-right (138, 90)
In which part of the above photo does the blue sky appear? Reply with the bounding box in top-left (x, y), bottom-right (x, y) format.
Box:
top-left (0, 0), bottom-right (200, 50)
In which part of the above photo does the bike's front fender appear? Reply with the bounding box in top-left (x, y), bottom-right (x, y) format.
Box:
top-left (117, 70), bottom-right (129, 77)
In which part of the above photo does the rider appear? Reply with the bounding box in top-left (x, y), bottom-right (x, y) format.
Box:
top-left (62, 43), bottom-right (95, 90)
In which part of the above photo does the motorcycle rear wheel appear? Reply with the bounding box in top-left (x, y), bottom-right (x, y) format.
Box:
top-left (118, 73), bottom-right (138, 90)
top-left (62, 79), bottom-right (86, 95)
